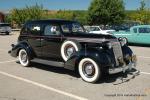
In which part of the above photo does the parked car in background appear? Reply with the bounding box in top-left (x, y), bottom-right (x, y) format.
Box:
top-left (0, 23), bottom-right (11, 35)
top-left (9, 19), bottom-right (137, 83)
top-left (110, 25), bottom-right (130, 32)
top-left (111, 21), bottom-right (140, 32)
top-left (84, 26), bottom-right (115, 35)
top-left (113, 25), bottom-right (150, 45)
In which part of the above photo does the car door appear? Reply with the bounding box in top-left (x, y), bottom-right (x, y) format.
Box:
top-left (26, 23), bottom-right (43, 57)
top-left (135, 27), bottom-right (150, 44)
top-left (41, 24), bottom-right (62, 61)
top-left (128, 27), bottom-right (138, 43)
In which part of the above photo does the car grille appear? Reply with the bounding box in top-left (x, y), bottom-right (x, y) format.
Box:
top-left (112, 42), bottom-right (123, 66)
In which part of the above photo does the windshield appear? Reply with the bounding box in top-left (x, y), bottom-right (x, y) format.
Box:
top-left (139, 27), bottom-right (150, 33)
top-left (90, 27), bottom-right (100, 31)
top-left (61, 22), bottom-right (85, 33)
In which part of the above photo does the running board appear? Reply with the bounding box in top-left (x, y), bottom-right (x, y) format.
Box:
top-left (31, 58), bottom-right (65, 67)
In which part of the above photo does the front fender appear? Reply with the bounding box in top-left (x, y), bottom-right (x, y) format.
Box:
top-left (65, 48), bottom-right (112, 70)
top-left (122, 45), bottom-right (133, 56)
top-left (9, 41), bottom-right (35, 59)
top-left (122, 45), bottom-right (136, 64)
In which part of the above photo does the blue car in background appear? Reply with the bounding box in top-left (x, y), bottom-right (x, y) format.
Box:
top-left (113, 25), bottom-right (150, 45)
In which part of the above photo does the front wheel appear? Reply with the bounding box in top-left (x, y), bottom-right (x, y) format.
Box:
top-left (18, 49), bottom-right (30, 67)
top-left (78, 58), bottom-right (101, 83)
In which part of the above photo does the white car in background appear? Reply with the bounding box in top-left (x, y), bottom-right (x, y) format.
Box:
top-left (85, 26), bottom-right (115, 35)
top-left (0, 23), bottom-right (12, 35)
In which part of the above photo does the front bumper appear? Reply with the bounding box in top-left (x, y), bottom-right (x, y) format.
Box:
top-left (109, 55), bottom-right (137, 74)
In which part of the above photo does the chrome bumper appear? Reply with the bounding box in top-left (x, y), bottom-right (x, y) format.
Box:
top-left (109, 62), bottom-right (136, 74)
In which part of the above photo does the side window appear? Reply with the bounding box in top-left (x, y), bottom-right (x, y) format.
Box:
top-left (61, 24), bottom-right (70, 33)
top-left (72, 23), bottom-right (84, 33)
top-left (21, 25), bottom-right (30, 35)
top-left (139, 27), bottom-right (150, 33)
top-left (30, 24), bottom-right (41, 35)
top-left (44, 24), bottom-right (60, 35)
top-left (133, 28), bottom-right (137, 33)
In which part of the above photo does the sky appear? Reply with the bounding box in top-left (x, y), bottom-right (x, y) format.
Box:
top-left (0, 0), bottom-right (149, 11)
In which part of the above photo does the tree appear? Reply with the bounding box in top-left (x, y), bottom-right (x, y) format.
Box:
top-left (46, 10), bottom-right (88, 24)
top-left (132, 0), bottom-right (150, 24)
top-left (139, 0), bottom-right (146, 11)
top-left (87, 0), bottom-right (125, 25)
top-left (138, 0), bottom-right (150, 24)
top-left (125, 0), bottom-right (150, 24)
top-left (9, 4), bottom-right (45, 27)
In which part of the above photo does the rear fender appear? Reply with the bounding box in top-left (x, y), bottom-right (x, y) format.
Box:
top-left (10, 41), bottom-right (35, 59)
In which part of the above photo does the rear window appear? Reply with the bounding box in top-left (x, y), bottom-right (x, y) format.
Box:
top-left (21, 24), bottom-right (41, 35)
top-left (30, 24), bottom-right (41, 35)
top-left (139, 27), bottom-right (150, 33)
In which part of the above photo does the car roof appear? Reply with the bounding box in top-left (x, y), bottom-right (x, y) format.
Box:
top-left (132, 25), bottom-right (150, 28)
top-left (25, 19), bottom-right (77, 25)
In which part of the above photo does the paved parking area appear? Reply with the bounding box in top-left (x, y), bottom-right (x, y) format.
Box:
top-left (0, 32), bottom-right (150, 100)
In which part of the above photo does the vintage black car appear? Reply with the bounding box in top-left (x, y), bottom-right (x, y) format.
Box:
top-left (9, 19), bottom-right (137, 83)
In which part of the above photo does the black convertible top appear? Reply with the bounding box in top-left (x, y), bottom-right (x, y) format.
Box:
top-left (25, 19), bottom-right (77, 25)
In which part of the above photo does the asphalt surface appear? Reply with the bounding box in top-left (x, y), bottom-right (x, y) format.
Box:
top-left (0, 32), bottom-right (150, 100)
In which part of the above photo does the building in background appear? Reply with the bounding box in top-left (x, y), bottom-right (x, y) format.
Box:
top-left (0, 12), bottom-right (5, 22)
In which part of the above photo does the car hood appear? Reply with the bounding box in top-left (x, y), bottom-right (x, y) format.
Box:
top-left (64, 32), bottom-right (117, 43)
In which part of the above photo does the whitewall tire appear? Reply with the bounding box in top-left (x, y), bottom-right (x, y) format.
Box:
top-left (78, 58), bottom-right (101, 83)
top-left (18, 49), bottom-right (30, 67)
top-left (61, 40), bottom-right (80, 61)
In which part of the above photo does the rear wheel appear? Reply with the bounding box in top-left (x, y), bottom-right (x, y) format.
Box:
top-left (61, 40), bottom-right (81, 61)
top-left (78, 58), bottom-right (101, 83)
top-left (18, 49), bottom-right (30, 67)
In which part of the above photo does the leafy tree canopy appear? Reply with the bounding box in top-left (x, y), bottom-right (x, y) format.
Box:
top-left (87, 0), bottom-right (125, 25)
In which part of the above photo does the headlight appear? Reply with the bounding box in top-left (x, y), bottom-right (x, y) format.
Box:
top-left (118, 37), bottom-right (127, 46)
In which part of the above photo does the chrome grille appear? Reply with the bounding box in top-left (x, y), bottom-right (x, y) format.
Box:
top-left (112, 42), bottom-right (123, 66)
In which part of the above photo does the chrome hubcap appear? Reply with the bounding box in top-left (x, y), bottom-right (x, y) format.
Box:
top-left (85, 64), bottom-right (94, 75)
top-left (66, 47), bottom-right (74, 57)
top-left (21, 52), bottom-right (27, 63)
top-left (65, 45), bottom-right (75, 58)
top-left (83, 62), bottom-right (95, 77)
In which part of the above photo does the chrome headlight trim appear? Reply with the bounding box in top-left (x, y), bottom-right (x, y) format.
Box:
top-left (118, 37), bottom-right (127, 46)
top-left (106, 42), bottom-right (112, 49)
